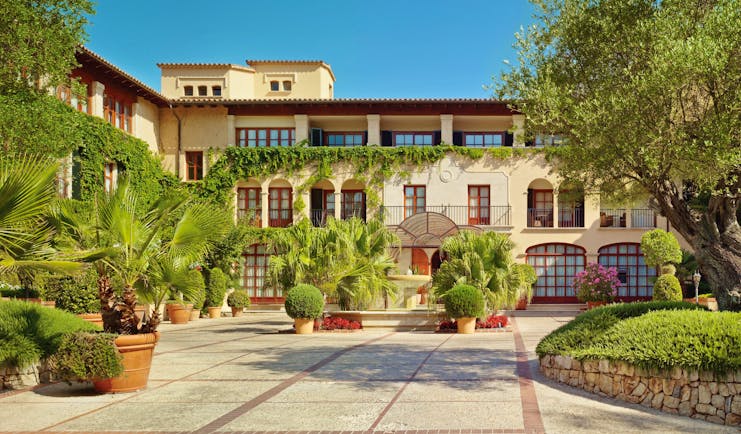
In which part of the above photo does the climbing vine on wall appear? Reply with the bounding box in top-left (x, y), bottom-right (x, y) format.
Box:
top-left (198, 143), bottom-right (533, 206)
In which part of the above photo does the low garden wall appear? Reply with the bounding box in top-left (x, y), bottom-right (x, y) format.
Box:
top-left (0, 361), bottom-right (52, 391)
top-left (540, 354), bottom-right (741, 426)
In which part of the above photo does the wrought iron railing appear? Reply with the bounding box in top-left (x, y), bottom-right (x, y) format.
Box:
top-left (558, 207), bottom-right (585, 228)
top-left (379, 205), bottom-right (511, 227)
top-left (527, 208), bottom-right (554, 228)
top-left (631, 208), bottom-right (657, 228)
top-left (600, 209), bottom-right (626, 227)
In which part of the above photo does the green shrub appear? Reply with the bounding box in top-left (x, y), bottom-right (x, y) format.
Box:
top-left (443, 284), bottom-right (485, 319)
top-left (184, 269), bottom-right (206, 310)
top-left (0, 300), bottom-right (98, 368)
top-left (226, 290), bottom-right (251, 309)
top-left (49, 332), bottom-right (123, 383)
top-left (536, 301), bottom-right (706, 357)
top-left (43, 270), bottom-right (99, 314)
top-left (206, 268), bottom-right (227, 308)
top-left (653, 275), bottom-right (683, 301)
top-left (572, 310), bottom-right (741, 373)
top-left (284, 284), bottom-right (324, 319)
top-left (641, 229), bottom-right (682, 270)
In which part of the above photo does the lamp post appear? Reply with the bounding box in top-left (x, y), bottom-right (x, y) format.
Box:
top-left (693, 270), bottom-right (701, 305)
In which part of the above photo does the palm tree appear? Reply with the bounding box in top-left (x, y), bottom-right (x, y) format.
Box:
top-left (62, 178), bottom-right (227, 334)
top-left (0, 155), bottom-right (82, 289)
top-left (431, 231), bottom-right (532, 312)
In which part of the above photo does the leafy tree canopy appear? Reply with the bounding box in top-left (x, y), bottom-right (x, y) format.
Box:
top-left (497, 0), bottom-right (741, 309)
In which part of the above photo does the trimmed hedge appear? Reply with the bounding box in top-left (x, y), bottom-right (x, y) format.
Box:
top-left (535, 301), bottom-right (741, 374)
top-left (652, 274), bottom-right (683, 301)
top-left (0, 300), bottom-right (99, 368)
top-left (284, 284), bottom-right (324, 319)
top-left (443, 284), bottom-right (485, 319)
top-left (206, 267), bottom-right (227, 308)
top-left (227, 290), bottom-right (251, 309)
top-left (49, 332), bottom-right (123, 383)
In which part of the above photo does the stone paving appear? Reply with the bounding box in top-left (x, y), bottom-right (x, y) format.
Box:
top-left (0, 312), bottom-right (734, 433)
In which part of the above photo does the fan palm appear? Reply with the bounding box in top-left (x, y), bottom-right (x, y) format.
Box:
top-left (431, 231), bottom-right (532, 312)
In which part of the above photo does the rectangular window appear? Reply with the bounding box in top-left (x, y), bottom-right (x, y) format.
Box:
top-left (236, 128), bottom-right (295, 147)
top-left (237, 187), bottom-right (261, 226)
top-left (198, 86), bottom-right (207, 96)
top-left (528, 189), bottom-right (554, 227)
top-left (534, 134), bottom-right (566, 147)
top-left (103, 95), bottom-right (131, 133)
top-left (212, 86), bottom-right (221, 97)
top-left (464, 132), bottom-right (504, 147)
top-left (184, 86), bottom-right (193, 96)
top-left (342, 190), bottom-right (366, 220)
top-left (103, 162), bottom-right (116, 193)
top-left (404, 185), bottom-right (426, 218)
top-left (282, 80), bottom-right (292, 91)
top-left (270, 81), bottom-right (279, 91)
top-left (185, 151), bottom-right (203, 181)
top-left (325, 132), bottom-right (365, 147)
top-left (242, 244), bottom-right (275, 299)
top-left (269, 187), bottom-right (292, 227)
top-left (394, 132), bottom-right (433, 146)
top-left (468, 185), bottom-right (490, 225)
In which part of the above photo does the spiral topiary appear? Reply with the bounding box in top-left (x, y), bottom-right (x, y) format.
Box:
top-left (284, 284), bottom-right (324, 319)
top-left (652, 274), bottom-right (683, 301)
top-left (443, 284), bottom-right (485, 319)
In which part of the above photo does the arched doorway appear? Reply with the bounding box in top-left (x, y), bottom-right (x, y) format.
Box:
top-left (411, 248), bottom-right (430, 275)
top-left (598, 243), bottom-right (656, 301)
top-left (526, 243), bottom-right (586, 303)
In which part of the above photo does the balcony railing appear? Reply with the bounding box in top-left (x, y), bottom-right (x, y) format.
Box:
top-left (558, 207), bottom-right (585, 228)
top-left (341, 207), bottom-right (366, 221)
top-left (631, 208), bottom-right (657, 228)
top-left (380, 205), bottom-right (511, 227)
top-left (600, 209), bottom-right (626, 227)
top-left (527, 208), bottom-right (553, 228)
top-left (268, 209), bottom-right (293, 228)
top-left (310, 209), bottom-right (331, 227)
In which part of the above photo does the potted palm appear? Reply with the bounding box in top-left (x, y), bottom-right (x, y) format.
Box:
top-left (443, 284), bottom-right (485, 334)
top-left (227, 290), bottom-right (250, 317)
top-left (284, 284), bottom-right (324, 334)
top-left (206, 268), bottom-right (227, 318)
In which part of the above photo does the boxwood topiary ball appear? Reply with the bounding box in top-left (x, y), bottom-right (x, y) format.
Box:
top-left (652, 274), bottom-right (683, 301)
top-left (284, 284), bottom-right (324, 319)
top-left (444, 284), bottom-right (485, 319)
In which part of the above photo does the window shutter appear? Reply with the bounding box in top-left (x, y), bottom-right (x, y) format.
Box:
top-left (433, 130), bottom-right (441, 146)
top-left (381, 130), bottom-right (392, 147)
top-left (452, 131), bottom-right (463, 146)
top-left (504, 132), bottom-right (514, 147)
top-left (311, 128), bottom-right (323, 146)
top-left (363, 131), bottom-right (368, 146)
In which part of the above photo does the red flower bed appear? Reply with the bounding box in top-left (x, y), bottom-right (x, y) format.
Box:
top-left (321, 316), bottom-right (362, 330)
top-left (437, 315), bottom-right (509, 331)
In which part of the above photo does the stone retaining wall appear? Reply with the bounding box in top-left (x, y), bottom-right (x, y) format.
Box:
top-left (540, 354), bottom-right (741, 426)
top-left (0, 361), bottom-right (52, 391)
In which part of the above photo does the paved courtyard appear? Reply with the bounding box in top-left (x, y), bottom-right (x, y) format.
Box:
top-left (0, 312), bottom-right (733, 433)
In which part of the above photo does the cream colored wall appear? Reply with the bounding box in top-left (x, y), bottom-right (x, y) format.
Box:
top-left (133, 97), bottom-right (160, 154)
top-left (454, 115), bottom-right (513, 131)
top-left (234, 116), bottom-right (295, 129)
top-left (160, 66), bottom-right (256, 99)
top-left (252, 64), bottom-right (334, 99)
top-left (381, 116), bottom-right (440, 131)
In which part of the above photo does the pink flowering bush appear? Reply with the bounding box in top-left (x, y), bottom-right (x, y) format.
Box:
top-left (573, 263), bottom-right (621, 302)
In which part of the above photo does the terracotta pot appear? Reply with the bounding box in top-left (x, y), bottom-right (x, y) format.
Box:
top-left (294, 318), bottom-right (315, 334)
top-left (456, 317), bottom-right (476, 334)
top-left (516, 298), bottom-right (528, 310)
top-left (167, 303), bottom-right (191, 324)
top-left (189, 309), bottom-right (200, 321)
top-left (77, 313), bottom-right (103, 327)
top-left (231, 307), bottom-right (243, 317)
top-left (587, 301), bottom-right (607, 310)
top-left (93, 332), bottom-right (159, 393)
top-left (41, 300), bottom-right (56, 308)
top-left (207, 306), bottom-right (221, 318)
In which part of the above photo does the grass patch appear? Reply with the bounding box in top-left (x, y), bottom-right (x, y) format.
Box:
top-left (0, 300), bottom-right (99, 369)
top-left (536, 301), bottom-right (741, 374)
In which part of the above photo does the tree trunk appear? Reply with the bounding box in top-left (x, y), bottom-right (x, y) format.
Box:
top-left (119, 284), bottom-right (139, 334)
top-left (98, 274), bottom-right (120, 333)
top-left (692, 231), bottom-right (741, 311)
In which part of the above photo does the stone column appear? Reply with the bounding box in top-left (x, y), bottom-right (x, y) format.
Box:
top-left (334, 191), bottom-right (342, 220)
top-left (297, 187), bottom-right (310, 223)
top-left (90, 81), bottom-right (105, 119)
top-left (512, 114), bottom-right (526, 148)
top-left (440, 114), bottom-right (453, 144)
top-left (553, 190), bottom-right (560, 228)
top-left (260, 191), bottom-right (269, 228)
top-left (294, 114), bottom-right (309, 144)
top-left (227, 115), bottom-right (236, 146)
top-left (367, 114), bottom-right (381, 146)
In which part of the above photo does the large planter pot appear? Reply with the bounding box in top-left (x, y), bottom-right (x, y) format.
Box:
top-left (77, 313), bottom-right (103, 327)
top-left (189, 309), bottom-right (200, 321)
top-left (231, 307), bottom-right (243, 317)
top-left (456, 317), bottom-right (476, 334)
top-left (207, 307), bottom-right (221, 319)
top-left (684, 297), bottom-right (718, 312)
top-left (167, 303), bottom-right (192, 324)
top-left (93, 332), bottom-right (159, 393)
top-left (294, 318), bottom-right (315, 334)
top-left (587, 301), bottom-right (607, 310)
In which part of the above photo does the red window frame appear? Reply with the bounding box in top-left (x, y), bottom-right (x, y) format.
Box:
top-left (404, 185), bottom-right (426, 218)
top-left (242, 244), bottom-right (281, 302)
top-left (463, 132), bottom-right (504, 147)
top-left (341, 190), bottom-right (366, 220)
top-left (526, 243), bottom-right (586, 303)
top-left (103, 162), bottom-right (115, 193)
top-left (236, 128), bottom-right (296, 147)
top-left (103, 95), bottom-right (132, 133)
top-left (268, 187), bottom-right (293, 227)
top-left (237, 187), bottom-right (262, 226)
top-left (325, 132), bottom-right (366, 147)
top-left (468, 185), bottom-right (490, 225)
top-left (528, 189), bottom-right (554, 227)
top-left (598, 243), bottom-right (656, 301)
top-left (394, 132), bottom-right (434, 146)
top-left (185, 151), bottom-right (203, 181)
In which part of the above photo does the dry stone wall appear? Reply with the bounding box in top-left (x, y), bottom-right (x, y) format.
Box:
top-left (0, 361), bottom-right (52, 390)
top-left (540, 355), bottom-right (741, 426)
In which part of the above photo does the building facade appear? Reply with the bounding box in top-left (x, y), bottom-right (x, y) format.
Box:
top-left (62, 47), bottom-right (687, 305)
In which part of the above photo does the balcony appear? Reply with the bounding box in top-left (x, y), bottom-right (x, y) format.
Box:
top-left (380, 205), bottom-right (511, 227)
top-left (600, 209), bottom-right (626, 227)
top-left (341, 207), bottom-right (366, 221)
top-left (268, 209), bottom-right (293, 228)
top-left (527, 208), bottom-right (553, 228)
top-left (310, 209), bottom-right (331, 227)
top-left (631, 208), bottom-right (657, 228)
top-left (558, 207), bottom-right (584, 228)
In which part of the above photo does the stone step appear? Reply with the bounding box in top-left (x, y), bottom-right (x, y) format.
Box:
top-left (526, 303), bottom-right (586, 311)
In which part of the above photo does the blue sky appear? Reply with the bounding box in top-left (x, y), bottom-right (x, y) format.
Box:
top-left (85, 0), bottom-right (536, 98)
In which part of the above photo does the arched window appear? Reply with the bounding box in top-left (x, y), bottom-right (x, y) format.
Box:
top-left (526, 243), bottom-right (586, 302)
top-left (598, 243), bottom-right (656, 299)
